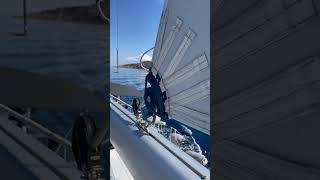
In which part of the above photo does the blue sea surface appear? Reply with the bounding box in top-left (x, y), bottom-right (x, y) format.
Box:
top-left (1, 2), bottom-right (110, 177)
top-left (0, 2), bottom-right (107, 141)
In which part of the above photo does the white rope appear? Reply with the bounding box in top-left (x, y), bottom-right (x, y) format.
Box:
top-left (97, 0), bottom-right (110, 23)
top-left (139, 47), bottom-right (155, 71)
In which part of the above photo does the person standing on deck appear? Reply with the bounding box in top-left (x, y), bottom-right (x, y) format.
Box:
top-left (144, 68), bottom-right (166, 117)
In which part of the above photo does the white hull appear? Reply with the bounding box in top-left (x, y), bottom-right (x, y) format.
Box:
top-left (110, 98), bottom-right (209, 180)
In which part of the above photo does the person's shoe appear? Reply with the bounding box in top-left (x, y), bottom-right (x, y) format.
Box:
top-left (144, 123), bottom-right (151, 133)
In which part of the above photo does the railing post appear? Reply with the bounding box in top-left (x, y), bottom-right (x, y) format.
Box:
top-left (23, 0), bottom-right (27, 35)
top-left (64, 146), bottom-right (67, 160)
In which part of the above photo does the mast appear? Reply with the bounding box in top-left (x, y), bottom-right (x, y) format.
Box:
top-left (116, 0), bottom-right (119, 73)
top-left (23, 0), bottom-right (27, 36)
top-left (116, 49), bottom-right (119, 73)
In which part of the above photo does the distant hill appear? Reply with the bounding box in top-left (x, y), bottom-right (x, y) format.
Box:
top-left (14, 4), bottom-right (108, 25)
top-left (120, 61), bottom-right (153, 70)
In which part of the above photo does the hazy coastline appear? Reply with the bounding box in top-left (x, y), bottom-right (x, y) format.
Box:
top-left (14, 4), bottom-right (106, 25)
top-left (119, 61), bottom-right (152, 70)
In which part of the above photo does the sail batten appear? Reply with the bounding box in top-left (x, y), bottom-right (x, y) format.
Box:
top-left (170, 104), bottom-right (210, 134)
top-left (163, 29), bottom-right (196, 78)
top-left (163, 54), bottom-right (209, 88)
top-left (154, 17), bottom-right (183, 72)
top-left (169, 80), bottom-right (210, 105)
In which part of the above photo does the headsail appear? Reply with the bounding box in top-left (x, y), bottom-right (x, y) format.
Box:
top-left (151, 0), bottom-right (210, 135)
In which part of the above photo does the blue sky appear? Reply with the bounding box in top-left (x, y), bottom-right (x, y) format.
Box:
top-left (110, 0), bottom-right (164, 66)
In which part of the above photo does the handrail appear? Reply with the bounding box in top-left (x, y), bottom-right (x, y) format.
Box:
top-left (0, 104), bottom-right (71, 148)
top-left (110, 94), bottom-right (132, 107)
top-left (55, 127), bottom-right (73, 153)
top-left (139, 47), bottom-right (154, 71)
top-left (110, 94), bottom-right (133, 112)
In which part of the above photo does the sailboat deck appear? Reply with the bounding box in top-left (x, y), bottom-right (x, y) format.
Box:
top-left (0, 144), bottom-right (38, 180)
top-left (0, 114), bottom-right (82, 180)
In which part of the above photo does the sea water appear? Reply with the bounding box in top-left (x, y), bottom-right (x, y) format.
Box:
top-left (0, 2), bottom-right (107, 140)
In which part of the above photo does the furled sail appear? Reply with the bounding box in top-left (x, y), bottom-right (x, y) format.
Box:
top-left (150, 0), bottom-right (210, 135)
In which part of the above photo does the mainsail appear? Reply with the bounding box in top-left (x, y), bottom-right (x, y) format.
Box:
top-left (151, 0), bottom-right (210, 135)
top-left (212, 0), bottom-right (320, 179)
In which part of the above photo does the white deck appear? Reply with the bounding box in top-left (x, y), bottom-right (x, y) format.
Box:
top-left (0, 112), bottom-right (82, 180)
top-left (110, 149), bottom-right (134, 180)
top-left (110, 98), bottom-right (210, 180)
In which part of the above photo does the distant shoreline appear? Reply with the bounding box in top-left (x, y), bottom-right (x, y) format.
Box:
top-left (14, 4), bottom-right (107, 25)
top-left (119, 61), bottom-right (153, 70)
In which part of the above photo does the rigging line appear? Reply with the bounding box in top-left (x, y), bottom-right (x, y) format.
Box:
top-left (116, 0), bottom-right (119, 73)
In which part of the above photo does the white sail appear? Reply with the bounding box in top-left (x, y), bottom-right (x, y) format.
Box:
top-left (151, 0), bottom-right (210, 135)
top-left (212, 0), bottom-right (320, 179)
